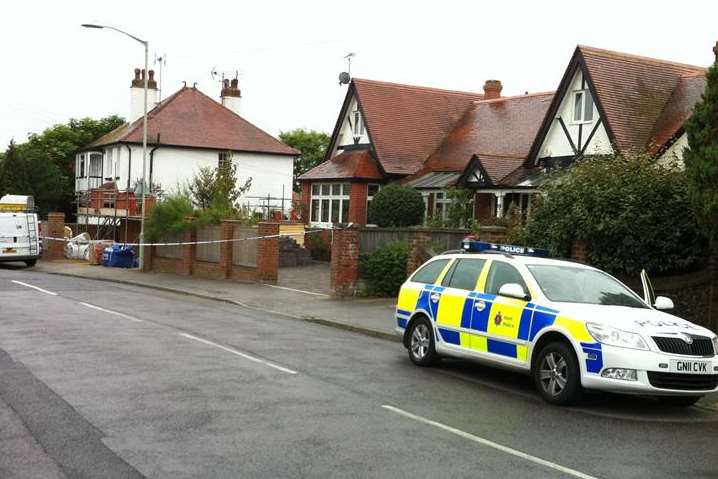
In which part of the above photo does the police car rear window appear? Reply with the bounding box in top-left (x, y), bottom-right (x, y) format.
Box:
top-left (412, 259), bottom-right (450, 284)
top-left (442, 258), bottom-right (486, 290)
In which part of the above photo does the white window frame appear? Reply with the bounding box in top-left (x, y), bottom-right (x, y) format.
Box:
top-left (352, 110), bottom-right (366, 137)
top-left (77, 153), bottom-right (86, 179)
top-left (572, 89), bottom-right (594, 124)
top-left (433, 191), bottom-right (450, 221)
top-left (310, 182), bottom-right (350, 226)
top-left (218, 151), bottom-right (233, 169)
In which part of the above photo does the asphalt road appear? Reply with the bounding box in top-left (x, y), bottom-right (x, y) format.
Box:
top-left (1, 266), bottom-right (717, 479)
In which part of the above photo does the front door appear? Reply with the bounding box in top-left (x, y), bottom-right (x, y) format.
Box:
top-left (434, 258), bottom-right (487, 348)
top-left (475, 260), bottom-right (531, 362)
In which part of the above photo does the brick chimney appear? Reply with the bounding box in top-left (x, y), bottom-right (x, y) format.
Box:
top-left (221, 78), bottom-right (242, 115)
top-left (483, 79), bottom-right (503, 100)
top-left (129, 68), bottom-right (159, 123)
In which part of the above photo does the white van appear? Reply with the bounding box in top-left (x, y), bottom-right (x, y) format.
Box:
top-left (0, 195), bottom-right (40, 267)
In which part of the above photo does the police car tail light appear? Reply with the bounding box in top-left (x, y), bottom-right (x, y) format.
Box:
top-left (601, 368), bottom-right (638, 381)
top-left (586, 323), bottom-right (649, 351)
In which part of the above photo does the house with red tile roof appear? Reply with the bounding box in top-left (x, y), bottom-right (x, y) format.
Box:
top-left (75, 69), bottom-right (298, 225)
top-left (300, 43), bottom-right (712, 227)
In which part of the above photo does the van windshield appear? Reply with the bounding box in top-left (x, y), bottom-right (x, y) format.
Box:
top-left (527, 264), bottom-right (648, 309)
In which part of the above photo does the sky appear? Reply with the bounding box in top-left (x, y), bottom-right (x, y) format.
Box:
top-left (1, 0), bottom-right (717, 148)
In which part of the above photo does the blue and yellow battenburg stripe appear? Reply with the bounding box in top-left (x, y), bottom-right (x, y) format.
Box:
top-left (395, 285), bottom-right (603, 373)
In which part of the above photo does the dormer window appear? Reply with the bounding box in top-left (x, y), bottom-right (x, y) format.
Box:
top-left (573, 89), bottom-right (594, 123)
top-left (352, 110), bottom-right (366, 137)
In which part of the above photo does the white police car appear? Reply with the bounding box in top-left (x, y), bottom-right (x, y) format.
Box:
top-left (395, 240), bottom-right (718, 406)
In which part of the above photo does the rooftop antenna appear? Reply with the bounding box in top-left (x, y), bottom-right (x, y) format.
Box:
top-left (338, 52), bottom-right (355, 85)
top-left (211, 67), bottom-right (242, 86)
top-left (154, 53), bottom-right (167, 101)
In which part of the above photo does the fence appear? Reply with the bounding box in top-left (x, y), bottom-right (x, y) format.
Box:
top-left (155, 233), bottom-right (183, 259)
top-left (196, 226), bottom-right (221, 263)
top-left (359, 228), bottom-right (479, 254)
top-left (233, 225), bottom-right (258, 267)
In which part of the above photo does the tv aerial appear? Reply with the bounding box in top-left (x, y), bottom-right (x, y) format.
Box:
top-left (211, 67), bottom-right (242, 84)
top-left (338, 52), bottom-right (355, 85)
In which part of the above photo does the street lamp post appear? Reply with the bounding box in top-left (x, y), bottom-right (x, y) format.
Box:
top-left (81, 24), bottom-right (149, 270)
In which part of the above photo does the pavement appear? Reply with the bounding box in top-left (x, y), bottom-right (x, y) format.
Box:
top-left (32, 260), bottom-right (398, 340)
top-left (2, 267), bottom-right (718, 478)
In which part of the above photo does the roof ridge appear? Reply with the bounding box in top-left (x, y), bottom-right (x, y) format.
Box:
top-left (473, 91), bottom-right (555, 104)
top-left (352, 77), bottom-right (483, 97)
top-left (578, 45), bottom-right (706, 71)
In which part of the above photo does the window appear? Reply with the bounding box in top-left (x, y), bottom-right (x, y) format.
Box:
top-left (105, 149), bottom-right (113, 180)
top-left (573, 90), bottom-right (594, 123)
top-left (434, 192), bottom-right (450, 221)
top-left (310, 182), bottom-right (350, 224)
top-left (352, 110), bottom-right (366, 137)
top-left (218, 151), bottom-right (232, 169)
top-left (89, 153), bottom-right (103, 178)
top-left (442, 259), bottom-right (487, 291)
top-left (77, 154), bottom-right (86, 178)
top-left (412, 259), bottom-right (450, 285)
top-left (367, 183), bottom-right (381, 212)
top-left (528, 265), bottom-right (648, 308)
top-left (485, 261), bottom-right (528, 296)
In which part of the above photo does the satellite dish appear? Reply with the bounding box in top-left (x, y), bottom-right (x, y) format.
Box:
top-left (338, 71), bottom-right (351, 85)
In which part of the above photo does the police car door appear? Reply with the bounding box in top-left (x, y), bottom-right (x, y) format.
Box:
top-left (434, 258), bottom-right (487, 349)
top-left (478, 260), bottom-right (531, 363)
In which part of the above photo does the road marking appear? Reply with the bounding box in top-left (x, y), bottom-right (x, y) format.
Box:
top-left (79, 302), bottom-right (143, 323)
top-left (381, 405), bottom-right (599, 479)
top-left (262, 284), bottom-right (330, 297)
top-left (178, 333), bottom-right (297, 375)
top-left (11, 280), bottom-right (57, 296)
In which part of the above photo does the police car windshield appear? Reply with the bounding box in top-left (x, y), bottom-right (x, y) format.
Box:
top-left (527, 265), bottom-right (648, 309)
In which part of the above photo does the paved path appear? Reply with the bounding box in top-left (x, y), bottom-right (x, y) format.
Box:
top-left (2, 267), bottom-right (718, 478)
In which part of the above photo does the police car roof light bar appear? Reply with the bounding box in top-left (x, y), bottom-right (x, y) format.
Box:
top-left (461, 239), bottom-right (550, 258)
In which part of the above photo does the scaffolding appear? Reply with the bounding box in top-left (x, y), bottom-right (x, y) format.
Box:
top-left (75, 183), bottom-right (150, 243)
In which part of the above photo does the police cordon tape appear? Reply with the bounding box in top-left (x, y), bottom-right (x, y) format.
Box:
top-left (39, 227), bottom-right (340, 248)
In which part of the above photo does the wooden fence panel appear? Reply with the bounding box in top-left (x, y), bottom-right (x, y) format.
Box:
top-left (196, 226), bottom-right (220, 263)
top-left (233, 225), bottom-right (258, 267)
top-left (155, 233), bottom-right (183, 259)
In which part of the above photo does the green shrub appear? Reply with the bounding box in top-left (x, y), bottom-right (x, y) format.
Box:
top-left (368, 184), bottom-right (425, 227)
top-left (307, 232), bottom-right (330, 261)
top-left (360, 242), bottom-right (408, 296)
top-left (515, 154), bottom-right (707, 275)
top-left (145, 193), bottom-right (194, 242)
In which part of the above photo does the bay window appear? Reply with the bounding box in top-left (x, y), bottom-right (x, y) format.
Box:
top-left (310, 182), bottom-right (350, 225)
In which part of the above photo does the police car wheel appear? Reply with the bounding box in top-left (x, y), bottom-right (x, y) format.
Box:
top-left (534, 342), bottom-right (582, 405)
top-left (408, 318), bottom-right (437, 366)
top-left (25, 259), bottom-right (36, 267)
top-left (657, 396), bottom-right (701, 407)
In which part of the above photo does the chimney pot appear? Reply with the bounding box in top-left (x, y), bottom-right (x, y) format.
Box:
top-left (483, 79), bottom-right (503, 100)
top-left (230, 78), bottom-right (238, 88)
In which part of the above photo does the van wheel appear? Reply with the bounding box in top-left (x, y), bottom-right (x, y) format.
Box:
top-left (534, 341), bottom-right (582, 405)
top-left (407, 318), bottom-right (438, 367)
top-left (658, 396), bottom-right (701, 407)
top-left (25, 259), bottom-right (37, 267)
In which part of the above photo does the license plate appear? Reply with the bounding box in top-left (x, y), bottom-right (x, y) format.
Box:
top-left (2, 248), bottom-right (16, 254)
top-left (669, 359), bottom-right (711, 374)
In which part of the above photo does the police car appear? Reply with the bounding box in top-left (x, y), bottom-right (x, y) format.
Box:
top-left (395, 240), bottom-right (718, 406)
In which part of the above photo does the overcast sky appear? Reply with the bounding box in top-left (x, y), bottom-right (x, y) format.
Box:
top-left (2, 0), bottom-right (717, 148)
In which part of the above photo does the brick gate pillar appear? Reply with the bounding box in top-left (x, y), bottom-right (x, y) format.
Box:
top-left (257, 222), bottom-right (280, 283)
top-left (44, 212), bottom-right (65, 261)
top-left (219, 221), bottom-right (235, 279)
top-left (406, 228), bottom-right (432, 277)
top-left (330, 225), bottom-right (360, 296)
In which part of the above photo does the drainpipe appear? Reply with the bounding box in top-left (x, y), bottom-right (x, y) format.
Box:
top-left (123, 143), bottom-right (132, 243)
top-left (149, 133), bottom-right (161, 194)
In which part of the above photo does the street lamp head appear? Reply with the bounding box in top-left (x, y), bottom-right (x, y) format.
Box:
top-left (81, 23), bottom-right (104, 29)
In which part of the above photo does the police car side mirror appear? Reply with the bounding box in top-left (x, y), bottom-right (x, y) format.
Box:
top-left (653, 296), bottom-right (674, 311)
top-left (498, 283), bottom-right (529, 301)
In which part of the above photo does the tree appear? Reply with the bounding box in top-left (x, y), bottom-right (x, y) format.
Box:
top-left (368, 184), bottom-right (425, 227)
top-left (445, 187), bottom-right (474, 228)
top-left (278, 129), bottom-right (330, 191)
top-left (187, 159), bottom-right (252, 211)
top-left (0, 116), bottom-right (125, 216)
top-left (684, 52), bottom-right (718, 249)
top-left (515, 154), bottom-right (706, 275)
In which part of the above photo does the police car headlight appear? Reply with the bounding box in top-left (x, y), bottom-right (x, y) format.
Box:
top-left (586, 323), bottom-right (648, 350)
top-left (712, 336), bottom-right (718, 354)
